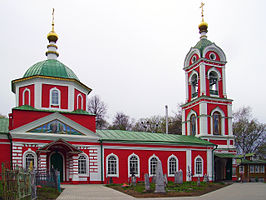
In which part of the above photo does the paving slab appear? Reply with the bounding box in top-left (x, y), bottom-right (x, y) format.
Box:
top-left (57, 183), bottom-right (266, 200)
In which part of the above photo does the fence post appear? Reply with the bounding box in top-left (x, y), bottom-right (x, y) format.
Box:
top-left (17, 166), bottom-right (21, 199)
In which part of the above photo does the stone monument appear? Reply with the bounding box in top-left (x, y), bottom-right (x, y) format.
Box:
top-left (155, 160), bottom-right (166, 193)
top-left (144, 173), bottom-right (150, 191)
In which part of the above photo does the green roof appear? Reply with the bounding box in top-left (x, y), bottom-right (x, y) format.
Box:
top-left (13, 105), bottom-right (94, 115)
top-left (96, 130), bottom-right (216, 146)
top-left (215, 153), bottom-right (236, 158)
top-left (240, 159), bottom-right (266, 164)
top-left (23, 59), bottom-right (79, 81)
top-left (0, 118), bottom-right (9, 134)
top-left (194, 38), bottom-right (213, 56)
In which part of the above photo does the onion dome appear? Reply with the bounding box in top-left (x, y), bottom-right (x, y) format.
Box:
top-left (23, 59), bottom-right (79, 81)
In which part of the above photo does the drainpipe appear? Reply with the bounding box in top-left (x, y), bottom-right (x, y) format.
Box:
top-left (100, 140), bottom-right (104, 183)
top-left (212, 145), bottom-right (218, 182)
top-left (165, 105), bottom-right (168, 134)
top-left (8, 133), bottom-right (13, 169)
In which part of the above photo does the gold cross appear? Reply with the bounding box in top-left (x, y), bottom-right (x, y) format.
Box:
top-left (200, 2), bottom-right (205, 22)
top-left (52, 8), bottom-right (55, 31)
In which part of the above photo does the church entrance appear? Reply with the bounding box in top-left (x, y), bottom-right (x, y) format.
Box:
top-left (50, 152), bottom-right (64, 182)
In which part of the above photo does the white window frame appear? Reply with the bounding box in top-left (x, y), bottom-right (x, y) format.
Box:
top-left (255, 165), bottom-right (260, 173)
top-left (106, 153), bottom-right (119, 177)
top-left (77, 94), bottom-right (83, 110)
top-left (250, 165), bottom-right (254, 173)
top-left (78, 153), bottom-right (89, 175)
top-left (128, 153), bottom-right (140, 177)
top-left (167, 155), bottom-right (178, 177)
top-left (194, 155), bottom-right (203, 177)
top-left (148, 154), bottom-right (159, 177)
top-left (187, 110), bottom-right (198, 136)
top-left (210, 107), bottom-right (225, 136)
top-left (239, 165), bottom-right (244, 173)
top-left (22, 148), bottom-right (37, 170)
top-left (22, 88), bottom-right (31, 106)
top-left (260, 165), bottom-right (265, 173)
top-left (50, 87), bottom-right (61, 107)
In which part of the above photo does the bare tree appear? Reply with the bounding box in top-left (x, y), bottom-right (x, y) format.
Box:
top-left (87, 95), bottom-right (108, 129)
top-left (233, 106), bottom-right (266, 156)
top-left (109, 112), bottom-right (132, 131)
top-left (0, 114), bottom-right (7, 119)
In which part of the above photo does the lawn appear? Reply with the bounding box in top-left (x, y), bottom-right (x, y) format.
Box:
top-left (106, 181), bottom-right (230, 198)
top-left (37, 186), bottom-right (62, 200)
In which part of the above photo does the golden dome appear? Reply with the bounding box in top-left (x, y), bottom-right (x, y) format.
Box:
top-left (47, 31), bottom-right (58, 42)
top-left (198, 21), bottom-right (208, 28)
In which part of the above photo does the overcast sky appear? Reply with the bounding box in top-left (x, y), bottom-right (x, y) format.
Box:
top-left (1, 0), bottom-right (266, 124)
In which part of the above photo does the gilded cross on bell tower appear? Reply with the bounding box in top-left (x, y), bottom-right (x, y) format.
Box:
top-left (200, 2), bottom-right (205, 22)
top-left (52, 8), bottom-right (55, 32)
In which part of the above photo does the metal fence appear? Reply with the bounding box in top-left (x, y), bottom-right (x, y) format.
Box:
top-left (35, 169), bottom-right (60, 191)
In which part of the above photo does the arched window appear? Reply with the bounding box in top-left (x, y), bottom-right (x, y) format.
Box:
top-left (25, 154), bottom-right (35, 170)
top-left (168, 155), bottom-right (178, 176)
top-left (190, 114), bottom-right (196, 136)
top-left (78, 155), bottom-right (87, 174)
top-left (77, 94), bottom-right (83, 110)
top-left (209, 71), bottom-right (218, 95)
top-left (107, 154), bottom-right (118, 177)
top-left (195, 156), bottom-right (203, 176)
top-left (213, 111), bottom-right (221, 135)
top-left (191, 74), bottom-right (198, 98)
top-left (128, 154), bottom-right (139, 177)
top-left (149, 156), bottom-right (158, 176)
top-left (50, 88), bottom-right (60, 106)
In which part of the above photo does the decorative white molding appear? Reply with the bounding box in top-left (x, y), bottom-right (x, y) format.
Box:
top-left (186, 110), bottom-right (198, 136)
top-left (22, 148), bottom-right (37, 170)
top-left (148, 154), bottom-right (159, 176)
top-left (167, 154), bottom-right (179, 177)
top-left (22, 88), bottom-right (31, 106)
top-left (202, 44), bottom-right (226, 62)
top-left (106, 153), bottom-right (119, 177)
top-left (127, 153), bottom-right (140, 177)
top-left (210, 107), bottom-right (225, 135)
top-left (194, 155), bottom-right (204, 177)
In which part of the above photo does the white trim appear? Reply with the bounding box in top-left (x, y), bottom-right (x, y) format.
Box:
top-left (186, 110), bottom-right (198, 136)
top-left (207, 67), bottom-right (221, 97)
top-left (194, 155), bottom-right (204, 177)
top-left (148, 154), bottom-right (159, 176)
top-left (186, 150), bottom-right (192, 181)
top-left (22, 148), bottom-right (37, 170)
top-left (106, 153), bottom-right (119, 177)
top-left (188, 71), bottom-right (199, 99)
top-left (199, 102), bottom-right (207, 136)
top-left (78, 153), bottom-right (89, 176)
top-left (50, 87), bottom-right (61, 108)
top-left (210, 107), bottom-right (225, 135)
top-left (128, 153), bottom-right (140, 177)
top-left (49, 151), bottom-right (65, 181)
top-left (222, 67), bottom-right (227, 96)
top-left (202, 44), bottom-right (226, 62)
top-left (22, 88), bottom-right (31, 106)
top-left (207, 149), bottom-right (212, 181)
top-left (167, 154), bottom-right (178, 177)
top-left (185, 72), bottom-right (189, 101)
top-left (184, 48), bottom-right (201, 68)
top-left (103, 145), bottom-right (210, 151)
top-left (77, 94), bottom-right (83, 110)
top-left (199, 63), bottom-right (206, 95)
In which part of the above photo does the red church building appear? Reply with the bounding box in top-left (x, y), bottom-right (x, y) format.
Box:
top-left (0, 11), bottom-right (236, 184)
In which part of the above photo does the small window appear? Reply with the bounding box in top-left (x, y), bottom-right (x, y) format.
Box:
top-left (190, 114), bottom-right (197, 136)
top-left (168, 156), bottom-right (178, 176)
top-left (23, 89), bottom-right (30, 106)
top-left (213, 112), bottom-right (221, 135)
top-left (77, 94), bottom-right (83, 110)
top-left (250, 165), bottom-right (254, 173)
top-left (150, 157), bottom-right (158, 176)
top-left (51, 90), bottom-right (59, 105)
top-left (78, 155), bottom-right (87, 174)
top-left (195, 157), bottom-right (203, 176)
top-left (191, 55), bottom-right (197, 63)
top-left (129, 155), bottom-right (139, 176)
top-left (25, 154), bottom-right (35, 170)
top-left (260, 165), bottom-right (265, 173)
top-left (255, 165), bottom-right (260, 173)
top-left (209, 53), bottom-right (216, 60)
top-left (239, 165), bottom-right (244, 173)
top-left (107, 155), bottom-right (118, 176)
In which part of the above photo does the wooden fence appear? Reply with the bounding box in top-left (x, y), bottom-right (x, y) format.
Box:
top-left (0, 163), bottom-right (36, 200)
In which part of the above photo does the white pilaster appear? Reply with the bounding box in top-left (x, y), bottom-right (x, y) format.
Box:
top-left (207, 149), bottom-right (213, 181)
top-left (182, 109), bottom-right (186, 135)
top-left (72, 155), bottom-right (79, 181)
top-left (228, 104), bottom-right (233, 136)
top-left (199, 102), bottom-right (208, 136)
top-left (200, 63), bottom-right (206, 95)
top-left (186, 150), bottom-right (192, 181)
top-left (222, 67), bottom-right (227, 96)
top-left (185, 72), bottom-right (189, 101)
top-left (35, 82), bottom-right (41, 109)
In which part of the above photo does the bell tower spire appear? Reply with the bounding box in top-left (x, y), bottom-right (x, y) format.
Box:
top-left (46, 8), bottom-right (59, 59)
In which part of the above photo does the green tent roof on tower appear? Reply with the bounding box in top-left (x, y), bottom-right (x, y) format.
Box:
top-left (23, 59), bottom-right (79, 81)
top-left (194, 38), bottom-right (213, 56)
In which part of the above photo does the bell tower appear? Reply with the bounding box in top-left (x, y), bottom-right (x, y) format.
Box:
top-left (181, 3), bottom-right (235, 153)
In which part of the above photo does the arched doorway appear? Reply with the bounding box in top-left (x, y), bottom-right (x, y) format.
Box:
top-left (50, 152), bottom-right (64, 182)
